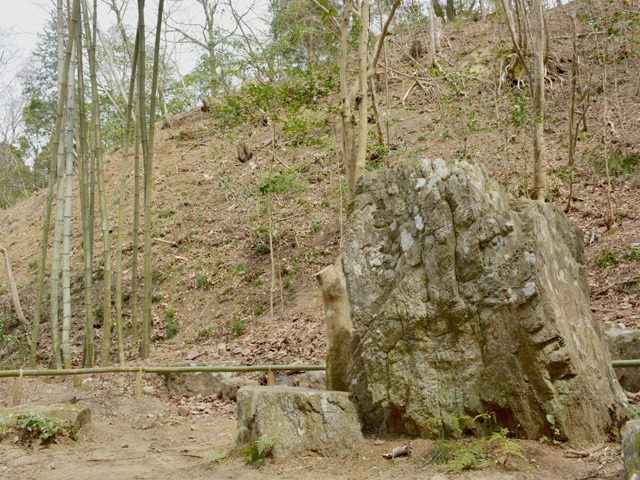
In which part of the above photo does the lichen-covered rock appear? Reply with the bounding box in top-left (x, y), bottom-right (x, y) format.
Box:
top-left (164, 361), bottom-right (238, 397)
top-left (603, 327), bottom-right (640, 392)
top-left (219, 377), bottom-right (260, 401)
top-left (236, 386), bottom-right (363, 460)
top-left (0, 403), bottom-right (91, 429)
top-left (623, 420), bottom-right (640, 479)
top-left (343, 158), bottom-right (624, 442)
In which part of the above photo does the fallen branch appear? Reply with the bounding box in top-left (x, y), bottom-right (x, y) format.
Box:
top-left (152, 237), bottom-right (178, 247)
top-left (564, 444), bottom-right (603, 458)
top-left (592, 277), bottom-right (640, 296)
top-left (270, 151), bottom-right (291, 169)
top-left (0, 244), bottom-right (27, 326)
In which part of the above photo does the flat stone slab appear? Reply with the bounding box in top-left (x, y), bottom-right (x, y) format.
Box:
top-left (164, 361), bottom-right (238, 397)
top-left (237, 386), bottom-right (363, 460)
top-left (0, 403), bottom-right (91, 429)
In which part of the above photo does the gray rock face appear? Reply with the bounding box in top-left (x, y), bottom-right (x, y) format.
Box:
top-left (603, 327), bottom-right (640, 392)
top-left (0, 403), bottom-right (91, 429)
top-left (343, 158), bottom-right (624, 442)
top-left (164, 361), bottom-right (237, 397)
top-left (622, 420), bottom-right (640, 479)
top-left (236, 386), bottom-right (363, 460)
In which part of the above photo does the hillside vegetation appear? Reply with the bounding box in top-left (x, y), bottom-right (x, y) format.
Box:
top-left (1, 0), bottom-right (639, 369)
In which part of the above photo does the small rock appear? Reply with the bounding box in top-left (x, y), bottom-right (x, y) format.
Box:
top-left (237, 386), bottom-right (363, 460)
top-left (177, 406), bottom-right (190, 417)
top-left (142, 386), bottom-right (155, 394)
top-left (275, 375), bottom-right (294, 387)
top-left (298, 371), bottom-right (326, 390)
top-left (373, 439), bottom-right (385, 446)
top-left (220, 377), bottom-right (260, 402)
top-left (121, 443), bottom-right (128, 448)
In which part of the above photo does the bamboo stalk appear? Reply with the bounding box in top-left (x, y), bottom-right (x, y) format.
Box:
top-left (12, 371), bottom-right (23, 406)
top-left (137, 0), bottom-right (151, 358)
top-left (0, 364), bottom-right (326, 378)
top-left (61, 25), bottom-right (77, 369)
top-left (77, 1), bottom-right (94, 367)
top-left (135, 367), bottom-right (142, 397)
top-left (115, 30), bottom-right (140, 365)
top-left (131, 100), bottom-right (141, 357)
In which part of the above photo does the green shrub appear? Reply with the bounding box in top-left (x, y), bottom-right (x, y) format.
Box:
top-left (230, 263), bottom-right (246, 276)
top-left (225, 316), bottom-right (246, 337)
top-left (196, 274), bottom-right (210, 289)
top-left (595, 149), bottom-right (640, 178)
top-left (258, 170), bottom-right (308, 195)
top-left (165, 308), bottom-right (178, 340)
top-left (15, 414), bottom-right (66, 447)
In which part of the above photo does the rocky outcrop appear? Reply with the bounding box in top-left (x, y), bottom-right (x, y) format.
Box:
top-left (236, 386), bottom-right (363, 460)
top-left (343, 158), bottom-right (624, 442)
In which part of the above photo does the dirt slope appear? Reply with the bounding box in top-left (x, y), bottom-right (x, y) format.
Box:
top-left (0, 0), bottom-right (638, 393)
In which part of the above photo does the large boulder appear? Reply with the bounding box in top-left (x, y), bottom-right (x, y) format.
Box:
top-left (343, 158), bottom-right (624, 442)
top-left (164, 361), bottom-right (238, 397)
top-left (236, 386), bottom-right (363, 460)
top-left (603, 327), bottom-right (640, 392)
top-left (0, 403), bottom-right (91, 429)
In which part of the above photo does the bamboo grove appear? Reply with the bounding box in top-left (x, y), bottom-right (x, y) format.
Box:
top-left (28, 0), bottom-right (165, 368)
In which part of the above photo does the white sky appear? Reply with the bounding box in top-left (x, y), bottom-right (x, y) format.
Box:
top-left (0, 0), bottom-right (270, 104)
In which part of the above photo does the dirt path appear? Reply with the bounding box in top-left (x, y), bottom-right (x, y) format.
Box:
top-left (0, 376), bottom-right (625, 480)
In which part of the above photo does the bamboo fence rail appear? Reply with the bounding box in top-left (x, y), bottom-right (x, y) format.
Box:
top-left (3, 364), bottom-right (326, 406)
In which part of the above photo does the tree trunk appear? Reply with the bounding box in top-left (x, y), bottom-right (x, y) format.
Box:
top-left (432, 0), bottom-right (445, 18)
top-left (315, 258), bottom-right (352, 392)
top-left (0, 245), bottom-right (27, 326)
top-left (354, 0), bottom-right (369, 196)
top-left (445, 0), bottom-right (456, 22)
top-left (531, 0), bottom-right (547, 200)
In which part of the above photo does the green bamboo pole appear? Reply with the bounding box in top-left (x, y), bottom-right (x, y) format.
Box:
top-left (82, 0), bottom-right (112, 367)
top-left (114, 30), bottom-right (140, 364)
top-left (29, 0), bottom-right (68, 368)
top-left (0, 364), bottom-right (326, 378)
top-left (49, 0), bottom-right (79, 370)
top-left (612, 360), bottom-right (640, 368)
top-left (130, 100), bottom-right (141, 357)
top-left (141, 0), bottom-right (164, 358)
top-left (61, 8), bottom-right (78, 369)
top-left (76, 0), bottom-right (94, 367)
top-left (137, 0), bottom-right (151, 358)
